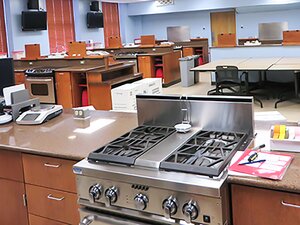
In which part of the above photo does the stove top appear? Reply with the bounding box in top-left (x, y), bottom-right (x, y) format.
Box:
top-left (160, 130), bottom-right (248, 177)
top-left (88, 125), bottom-right (176, 165)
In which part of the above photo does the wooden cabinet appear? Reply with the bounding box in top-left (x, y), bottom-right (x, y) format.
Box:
top-left (137, 55), bottom-right (154, 78)
top-left (29, 214), bottom-right (69, 225)
top-left (231, 184), bottom-right (300, 225)
top-left (22, 154), bottom-right (79, 225)
top-left (0, 150), bottom-right (28, 225)
top-left (182, 47), bottom-right (194, 57)
top-left (26, 184), bottom-right (79, 224)
top-left (15, 72), bottom-right (25, 85)
top-left (137, 51), bottom-right (181, 87)
top-left (55, 72), bottom-right (73, 109)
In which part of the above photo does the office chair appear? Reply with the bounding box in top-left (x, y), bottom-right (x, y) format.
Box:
top-left (207, 66), bottom-right (248, 95)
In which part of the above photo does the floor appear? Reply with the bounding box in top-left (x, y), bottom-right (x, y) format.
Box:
top-left (162, 72), bottom-right (300, 122)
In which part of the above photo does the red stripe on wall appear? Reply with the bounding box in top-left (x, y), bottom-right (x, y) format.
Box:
top-left (102, 2), bottom-right (121, 47)
top-left (0, 0), bottom-right (7, 53)
top-left (46, 0), bottom-right (75, 53)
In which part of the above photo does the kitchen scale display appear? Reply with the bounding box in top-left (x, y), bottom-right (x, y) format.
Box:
top-left (16, 104), bottom-right (63, 125)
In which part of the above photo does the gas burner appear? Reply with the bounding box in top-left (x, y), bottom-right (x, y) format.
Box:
top-left (88, 125), bottom-right (176, 166)
top-left (160, 130), bottom-right (248, 177)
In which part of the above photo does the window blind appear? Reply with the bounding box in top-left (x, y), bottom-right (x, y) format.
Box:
top-left (46, 0), bottom-right (75, 53)
top-left (0, 0), bottom-right (7, 54)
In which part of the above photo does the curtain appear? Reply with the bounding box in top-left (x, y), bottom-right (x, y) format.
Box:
top-left (0, 0), bottom-right (7, 54)
top-left (46, 0), bottom-right (75, 53)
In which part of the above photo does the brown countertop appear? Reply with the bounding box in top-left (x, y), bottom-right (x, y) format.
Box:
top-left (0, 110), bottom-right (137, 161)
top-left (55, 65), bottom-right (105, 72)
top-left (228, 129), bottom-right (300, 194)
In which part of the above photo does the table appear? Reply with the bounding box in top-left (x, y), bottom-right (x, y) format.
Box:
top-left (192, 57), bottom-right (300, 107)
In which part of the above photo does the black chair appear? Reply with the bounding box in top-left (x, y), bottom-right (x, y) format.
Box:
top-left (207, 66), bottom-right (248, 95)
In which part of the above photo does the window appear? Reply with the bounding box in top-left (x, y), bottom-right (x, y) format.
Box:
top-left (46, 0), bottom-right (75, 53)
top-left (0, 0), bottom-right (7, 54)
top-left (102, 2), bottom-right (121, 47)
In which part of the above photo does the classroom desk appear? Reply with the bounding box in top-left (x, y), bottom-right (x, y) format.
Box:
top-left (192, 57), bottom-right (300, 108)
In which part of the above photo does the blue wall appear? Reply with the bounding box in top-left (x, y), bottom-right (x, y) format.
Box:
top-left (73, 0), bottom-right (104, 46)
top-left (236, 9), bottom-right (300, 39)
top-left (4, 0), bottom-right (50, 56)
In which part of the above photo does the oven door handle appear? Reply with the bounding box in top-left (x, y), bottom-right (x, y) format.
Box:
top-left (26, 78), bottom-right (53, 82)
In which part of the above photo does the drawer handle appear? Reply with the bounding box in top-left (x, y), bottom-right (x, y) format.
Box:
top-left (44, 163), bottom-right (61, 168)
top-left (281, 201), bottom-right (300, 209)
top-left (47, 194), bottom-right (65, 201)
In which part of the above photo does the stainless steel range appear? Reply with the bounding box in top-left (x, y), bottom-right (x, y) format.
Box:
top-left (74, 95), bottom-right (254, 225)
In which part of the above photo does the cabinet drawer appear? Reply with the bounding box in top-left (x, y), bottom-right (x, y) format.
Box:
top-left (232, 184), bottom-right (300, 225)
top-left (26, 184), bottom-right (79, 224)
top-left (0, 150), bottom-right (24, 181)
top-left (29, 214), bottom-right (69, 225)
top-left (22, 154), bottom-right (77, 193)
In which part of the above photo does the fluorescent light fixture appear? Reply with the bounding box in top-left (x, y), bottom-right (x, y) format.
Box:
top-left (74, 118), bottom-right (115, 134)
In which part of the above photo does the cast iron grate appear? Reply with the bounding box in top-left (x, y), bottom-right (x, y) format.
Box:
top-left (160, 130), bottom-right (248, 177)
top-left (88, 125), bottom-right (176, 165)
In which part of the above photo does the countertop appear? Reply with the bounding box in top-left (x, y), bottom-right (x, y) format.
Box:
top-left (55, 65), bottom-right (105, 72)
top-left (228, 128), bottom-right (300, 194)
top-left (0, 110), bottom-right (137, 160)
top-left (0, 111), bottom-right (299, 193)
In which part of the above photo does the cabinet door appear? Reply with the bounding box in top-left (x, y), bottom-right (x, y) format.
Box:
top-left (0, 150), bottom-right (24, 182)
top-left (137, 56), bottom-right (154, 78)
top-left (231, 184), bottom-right (300, 225)
top-left (55, 72), bottom-right (73, 108)
top-left (15, 72), bottom-right (25, 85)
top-left (0, 179), bottom-right (28, 225)
top-left (183, 47), bottom-right (194, 57)
top-left (22, 154), bottom-right (77, 193)
top-left (26, 184), bottom-right (79, 224)
top-left (29, 214), bottom-right (69, 225)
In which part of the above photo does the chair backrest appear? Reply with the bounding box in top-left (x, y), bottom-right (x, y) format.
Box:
top-left (216, 65), bottom-right (240, 84)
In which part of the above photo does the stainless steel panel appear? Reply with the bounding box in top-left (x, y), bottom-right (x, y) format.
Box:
top-left (79, 208), bottom-right (161, 225)
top-left (167, 26), bottom-right (191, 42)
top-left (136, 95), bottom-right (254, 137)
top-left (76, 174), bottom-right (229, 225)
top-left (25, 76), bottom-right (56, 104)
top-left (259, 22), bottom-right (288, 41)
top-left (74, 159), bottom-right (226, 197)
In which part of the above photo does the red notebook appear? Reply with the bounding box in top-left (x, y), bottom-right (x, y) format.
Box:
top-left (229, 149), bottom-right (294, 180)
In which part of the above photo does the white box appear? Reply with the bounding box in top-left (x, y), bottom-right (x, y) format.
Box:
top-left (111, 83), bottom-right (144, 111)
top-left (270, 125), bottom-right (300, 153)
top-left (254, 111), bottom-right (287, 130)
top-left (134, 78), bottom-right (162, 95)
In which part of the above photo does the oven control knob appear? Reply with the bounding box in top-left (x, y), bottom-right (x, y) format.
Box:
top-left (88, 184), bottom-right (103, 203)
top-left (134, 193), bottom-right (149, 210)
top-left (162, 196), bottom-right (178, 219)
top-left (182, 200), bottom-right (199, 223)
top-left (105, 186), bottom-right (118, 207)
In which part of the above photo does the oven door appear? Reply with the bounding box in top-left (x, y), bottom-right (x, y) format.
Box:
top-left (25, 76), bottom-right (56, 104)
top-left (79, 208), bottom-right (174, 225)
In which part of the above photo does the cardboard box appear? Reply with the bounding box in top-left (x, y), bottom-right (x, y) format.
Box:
top-left (111, 83), bottom-right (144, 111)
top-left (255, 111), bottom-right (287, 130)
top-left (134, 78), bottom-right (162, 95)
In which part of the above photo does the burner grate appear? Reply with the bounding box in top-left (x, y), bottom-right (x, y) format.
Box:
top-left (160, 130), bottom-right (248, 177)
top-left (88, 125), bottom-right (176, 165)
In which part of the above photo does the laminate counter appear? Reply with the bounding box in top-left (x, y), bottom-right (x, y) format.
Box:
top-left (0, 110), bottom-right (138, 160)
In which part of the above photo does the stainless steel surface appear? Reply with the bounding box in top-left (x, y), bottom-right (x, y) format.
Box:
top-left (74, 95), bottom-right (254, 225)
top-left (79, 207), bottom-right (173, 225)
top-left (259, 22), bottom-right (288, 41)
top-left (135, 127), bottom-right (199, 168)
top-left (74, 159), bottom-right (229, 224)
top-left (25, 76), bottom-right (56, 104)
top-left (167, 26), bottom-right (191, 42)
top-left (136, 95), bottom-right (254, 137)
